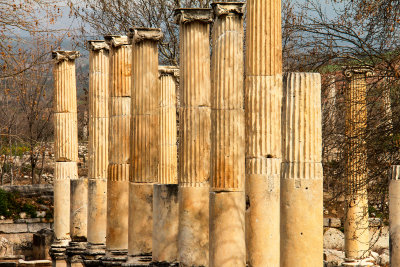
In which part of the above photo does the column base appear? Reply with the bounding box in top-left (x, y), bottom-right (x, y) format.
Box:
top-left (66, 242), bottom-right (87, 267)
top-left (101, 250), bottom-right (128, 266)
top-left (123, 254), bottom-right (152, 266)
top-left (82, 243), bottom-right (106, 266)
top-left (150, 262), bottom-right (179, 267)
top-left (50, 240), bottom-right (70, 264)
top-left (342, 257), bottom-right (375, 266)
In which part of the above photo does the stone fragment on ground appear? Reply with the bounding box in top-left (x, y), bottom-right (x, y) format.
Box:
top-left (324, 228), bottom-right (344, 250)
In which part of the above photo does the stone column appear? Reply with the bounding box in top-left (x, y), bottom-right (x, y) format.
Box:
top-left (125, 28), bottom-right (163, 265)
top-left (174, 8), bottom-right (212, 267)
top-left (50, 51), bottom-right (80, 267)
top-left (152, 66), bottom-right (179, 265)
top-left (84, 40), bottom-right (110, 266)
top-left (280, 73), bottom-right (323, 267)
top-left (390, 165), bottom-right (400, 266)
top-left (102, 35), bottom-right (131, 266)
top-left (343, 67), bottom-right (374, 266)
top-left (245, 1), bottom-right (282, 266)
top-left (209, 3), bottom-right (245, 267)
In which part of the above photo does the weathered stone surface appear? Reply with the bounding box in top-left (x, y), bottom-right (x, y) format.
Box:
top-left (33, 229), bottom-right (54, 260)
top-left (128, 27), bottom-right (164, 44)
top-left (178, 186), bottom-right (209, 267)
top-left (54, 113), bottom-right (78, 162)
top-left (158, 68), bottom-right (178, 185)
top-left (209, 191), bottom-right (245, 267)
top-left (54, 162), bottom-right (77, 241)
top-left (324, 228), bottom-right (345, 250)
top-left (175, 8), bottom-right (212, 267)
top-left (390, 166), bottom-right (400, 266)
top-left (127, 183), bottom-right (153, 257)
top-left (70, 178), bottom-right (88, 242)
top-left (87, 179), bottom-right (107, 245)
top-left (53, 55), bottom-right (78, 113)
top-left (152, 184), bottom-right (178, 264)
top-left (343, 68), bottom-right (373, 262)
top-left (281, 73), bottom-right (323, 267)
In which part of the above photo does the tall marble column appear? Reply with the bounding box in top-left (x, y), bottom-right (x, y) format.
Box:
top-left (125, 28), bottom-right (163, 265)
top-left (103, 35), bottom-right (131, 266)
top-left (245, 1), bottom-right (282, 266)
top-left (152, 66), bottom-right (179, 265)
top-left (390, 165), bottom-right (400, 266)
top-left (209, 3), bottom-right (245, 267)
top-left (174, 8), bottom-right (212, 267)
top-left (343, 67), bottom-right (374, 266)
top-left (281, 73), bottom-right (323, 267)
top-left (84, 40), bottom-right (110, 266)
top-left (50, 51), bottom-right (80, 267)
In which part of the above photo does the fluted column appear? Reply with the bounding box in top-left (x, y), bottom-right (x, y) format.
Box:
top-left (126, 28), bottom-right (163, 265)
top-left (209, 3), bottom-right (245, 267)
top-left (245, 1), bottom-right (282, 266)
top-left (152, 66), bottom-right (179, 265)
top-left (84, 40), bottom-right (110, 264)
top-left (51, 51), bottom-right (80, 266)
top-left (280, 73), bottom-right (323, 267)
top-left (103, 35), bottom-right (131, 264)
top-left (175, 8), bottom-right (212, 267)
top-left (343, 68), bottom-right (374, 266)
top-left (390, 165), bottom-right (400, 266)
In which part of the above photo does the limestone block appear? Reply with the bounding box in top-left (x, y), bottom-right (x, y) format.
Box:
top-left (178, 186), bottom-right (209, 267)
top-left (88, 117), bottom-right (108, 179)
top-left (106, 164), bottom-right (129, 251)
top-left (105, 36), bottom-right (131, 97)
top-left (152, 184), bottom-right (178, 263)
top-left (70, 178), bottom-right (88, 242)
top-left (33, 228), bottom-right (54, 260)
top-left (159, 70), bottom-right (178, 185)
top-left (211, 110), bottom-right (245, 192)
top-left (108, 97), bottom-right (131, 164)
top-left (128, 183), bottom-right (153, 256)
top-left (209, 191), bottom-right (245, 267)
top-left (54, 162), bottom-right (77, 241)
top-left (53, 52), bottom-right (79, 113)
top-left (54, 113), bottom-right (78, 162)
top-left (130, 114), bottom-right (158, 183)
top-left (87, 178), bottom-right (107, 245)
top-left (175, 9), bottom-right (212, 108)
top-left (178, 108), bottom-right (211, 186)
top-left (245, 75), bottom-right (283, 160)
top-left (245, 0), bottom-right (282, 76)
top-left (390, 166), bottom-right (400, 266)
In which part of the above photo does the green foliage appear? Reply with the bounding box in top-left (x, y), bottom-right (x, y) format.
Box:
top-left (0, 143), bottom-right (29, 157)
top-left (0, 189), bottom-right (38, 219)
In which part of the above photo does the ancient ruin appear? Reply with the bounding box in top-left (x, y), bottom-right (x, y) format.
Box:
top-left (281, 73), bottom-right (323, 267)
top-left (102, 35), bottom-right (131, 265)
top-left (152, 66), bottom-right (179, 265)
top-left (50, 51), bottom-right (80, 267)
top-left (174, 8), bottom-right (212, 267)
top-left (343, 67), bottom-right (374, 266)
top-left (245, 0), bottom-right (283, 266)
top-left (209, 3), bottom-right (246, 267)
top-left (390, 165), bottom-right (400, 266)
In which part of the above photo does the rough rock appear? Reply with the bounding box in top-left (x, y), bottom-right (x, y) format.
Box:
top-left (323, 249), bottom-right (345, 266)
top-left (324, 228), bottom-right (344, 250)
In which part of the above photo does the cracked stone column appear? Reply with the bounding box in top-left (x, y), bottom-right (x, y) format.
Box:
top-left (102, 35), bottom-right (131, 266)
top-left (281, 73), bottom-right (323, 267)
top-left (50, 51), bottom-right (80, 267)
top-left (83, 40), bottom-right (110, 265)
top-left (245, 0), bottom-right (282, 266)
top-left (390, 165), bottom-right (400, 266)
top-left (343, 67), bottom-right (374, 266)
top-left (174, 8), bottom-right (212, 267)
top-left (125, 28), bottom-right (163, 265)
top-left (209, 3), bottom-right (246, 267)
top-left (152, 66), bottom-right (179, 265)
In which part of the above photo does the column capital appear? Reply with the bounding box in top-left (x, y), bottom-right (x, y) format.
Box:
top-left (343, 67), bottom-right (374, 78)
top-left (52, 51), bottom-right (80, 62)
top-left (104, 35), bottom-right (129, 47)
top-left (159, 66), bottom-right (179, 78)
top-left (87, 40), bottom-right (110, 51)
top-left (174, 8), bottom-right (213, 24)
top-left (211, 2), bottom-right (245, 17)
top-left (128, 27), bottom-right (163, 44)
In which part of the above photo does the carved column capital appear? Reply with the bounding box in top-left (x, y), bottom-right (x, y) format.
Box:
top-left (52, 51), bottom-right (80, 62)
top-left (128, 27), bottom-right (164, 44)
top-left (343, 67), bottom-right (374, 78)
top-left (211, 2), bottom-right (245, 17)
top-left (104, 35), bottom-right (129, 47)
top-left (174, 8), bottom-right (213, 24)
top-left (87, 40), bottom-right (110, 51)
